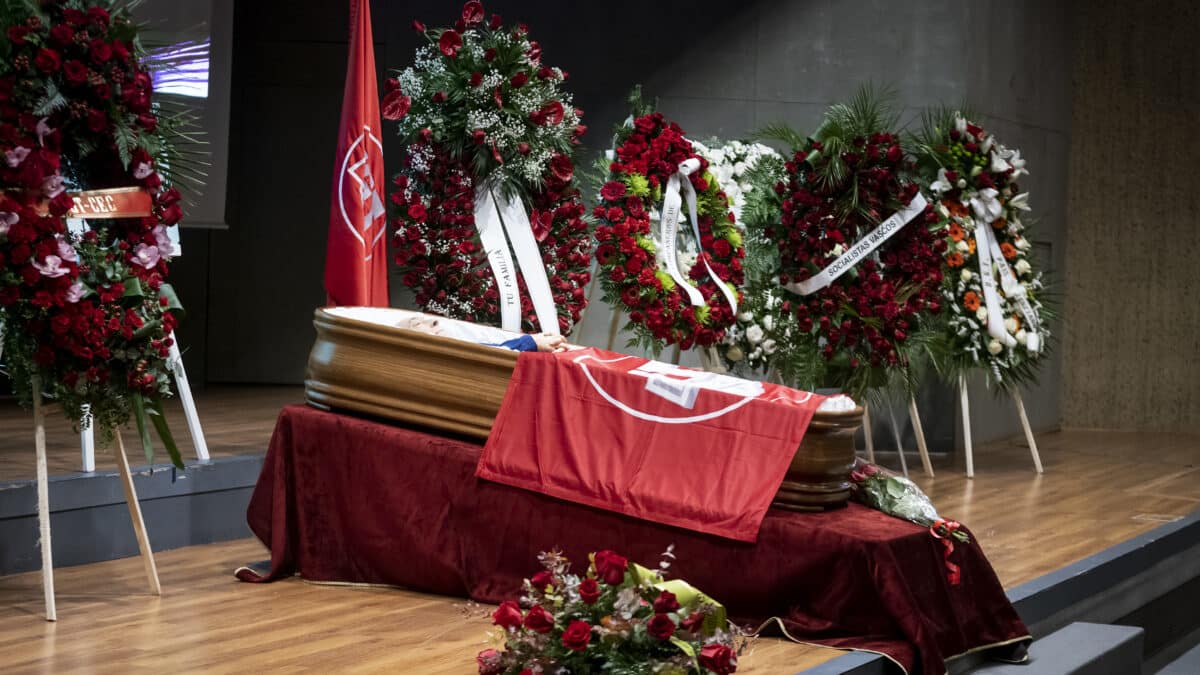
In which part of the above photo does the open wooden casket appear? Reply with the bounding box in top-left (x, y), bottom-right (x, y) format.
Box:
top-left (305, 307), bottom-right (862, 510)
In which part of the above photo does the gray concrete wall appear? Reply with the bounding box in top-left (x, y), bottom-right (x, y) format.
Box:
top-left (176, 0), bottom-right (1075, 451)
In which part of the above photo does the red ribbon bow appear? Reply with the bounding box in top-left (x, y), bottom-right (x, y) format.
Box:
top-left (930, 519), bottom-right (963, 586)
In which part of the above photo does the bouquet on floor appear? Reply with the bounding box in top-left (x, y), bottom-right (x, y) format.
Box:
top-left (593, 93), bottom-right (744, 353)
top-left (478, 548), bottom-right (740, 675)
top-left (0, 0), bottom-right (194, 466)
top-left (913, 110), bottom-right (1050, 388)
top-left (387, 1), bottom-right (592, 336)
top-left (761, 86), bottom-right (947, 400)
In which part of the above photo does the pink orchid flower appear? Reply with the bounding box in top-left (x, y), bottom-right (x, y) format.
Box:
top-left (65, 281), bottom-right (85, 303)
top-left (132, 242), bottom-right (161, 268)
top-left (5, 146), bottom-right (30, 168)
top-left (33, 254), bottom-right (70, 278)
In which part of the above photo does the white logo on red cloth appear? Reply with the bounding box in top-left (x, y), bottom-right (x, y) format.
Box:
top-left (337, 125), bottom-right (387, 261)
top-left (572, 353), bottom-right (813, 424)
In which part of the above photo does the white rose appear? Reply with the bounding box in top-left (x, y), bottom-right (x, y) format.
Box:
top-left (738, 311), bottom-right (754, 322)
top-left (1015, 329), bottom-right (1028, 345)
top-left (976, 307), bottom-right (988, 322)
top-left (733, 161), bottom-right (747, 175)
top-left (726, 345), bottom-right (744, 362)
top-left (988, 340), bottom-right (1003, 355)
top-left (762, 339), bottom-right (777, 355)
top-left (961, 269), bottom-right (973, 282)
top-left (1005, 317), bottom-right (1019, 334)
top-left (956, 240), bottom-right (969, 252)
top-left (763, 315), bottom-right (774, 331)
top-left (1015, 236), bottom-right (1031, 251)
top-left (746, 324), bottom-right (764, 344)
top-left (1014, 259), bottom-right (1031, 275)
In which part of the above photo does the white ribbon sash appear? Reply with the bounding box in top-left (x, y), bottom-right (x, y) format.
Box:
top-left (783, 194), bottom-right (928, 296)
top-left (980, 225), bottom-right (1041, 353)
top-left (973, 220), bottom-right (1017, 348)
top-left (473, 186), bottom-right (560, 335)
top-left (659, 159), bottom-right (739, 315)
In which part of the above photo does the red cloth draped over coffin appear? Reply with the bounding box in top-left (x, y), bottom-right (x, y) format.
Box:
top-left (478, 349), bottom-right (828, 542)
top-left (241, 405), bottom-right (1030, 675)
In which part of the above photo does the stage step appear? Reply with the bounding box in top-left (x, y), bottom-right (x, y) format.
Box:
top-left (1155, 642), bottom-right (1200, 675)
top-left (970, 623), bottom-right (1143, 675)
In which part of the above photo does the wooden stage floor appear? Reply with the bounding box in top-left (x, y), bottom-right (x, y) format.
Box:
top-left (1, 386), bottom-right (1198, 672)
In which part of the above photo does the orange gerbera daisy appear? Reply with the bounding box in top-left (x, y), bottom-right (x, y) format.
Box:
top-left (946, 251), bottom-right (964, 267)
top-left (946, 200), bottom-right (969, 218)
top-left (1000, 242), bottom-right (1017, 260)
top-left (992, 217), bottom-right (1007, 230)
top-left (947, 223), bottom-right (964, 241)
top-left (963, 291), bottom-right (981, 311)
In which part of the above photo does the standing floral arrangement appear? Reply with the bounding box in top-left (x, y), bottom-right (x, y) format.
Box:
top-left (593, 107), bottom-right (744, 353)
top-left (913, 111), bottom-right (1050, 387)
top-left (478, 548), bottom-right (740, 675)
top-left (762, 88), bottom-right (946, 399)
top-left (689, 140), bottom-right (795, 374)
top-left (0, 0), bottom-right (188, 465)
top-left (387, 1), bottom-right (591, 335)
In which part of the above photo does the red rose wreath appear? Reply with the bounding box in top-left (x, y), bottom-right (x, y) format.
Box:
top-left (594, 112), bottom-right (744, 351)
top-left (0, 1), bottom-right (188, 464)
top-left (387, 2), bottom-right (591, 335)
top-left (766, 89), bottom-right (945, 398)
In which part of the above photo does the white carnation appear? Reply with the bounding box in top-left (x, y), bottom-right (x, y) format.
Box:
top-left (976, 307), bottom-right (989, 322)
top-left (961, 269), bottom-right (973, 282)
top-left (1014, 259), bottom-right (1031, 275)
top-left (746, 324), bottom-right (764, 344)
top-left (987, 340), bottom-right (1004, 355)
top-left (762, 339), bottom-right (777, 355)
top-left (737, 311), bottom-right (754, 322)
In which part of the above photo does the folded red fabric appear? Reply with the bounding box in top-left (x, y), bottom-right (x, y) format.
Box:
top-left (477, 348), bottom-right (826, 542)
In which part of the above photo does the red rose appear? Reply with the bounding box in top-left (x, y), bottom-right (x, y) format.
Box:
top-left (510, 72), bottom-right (528, 88)
top-left (63, 60), bottom-right (88, 86)
top-left (34, 49), bottom-right (62, 74)
top-left (471, 129), bottom-right (486, 145)
top-left (160, 203), bottom-right (182, 225)
top-left (516, 142), bottom-right (530, 155)
top-left (527, 41), bottom-right (542, 63)
top-left (530, 570), bottom-right (554, 589)
top-left (711, 239), bottom-right (732, 259)
top-left (476, 648), bottom-right (503, 675)
top-left (489, 13), bottom-right (502, 30)
top-left (593, 550), bottom-right (628, 585)
top-left (578, 577), bottom-right (601, 604)
top-left (462, 1), bottom-right (484, 26)
top-left (530, 100), bottom-right (564, 126)
top-left (137, 112), bottom-right (158, 132)
top-left (523, 604), bottom-right (555, 634)
top-left (87, 6), bottom-right (111, 27)
top-left (885, 145), bottom-right (902, 163)
top-left (484, 48), bottom-right (497, 62)
top-left (491, 600), bottom-right (523, 630)
top-left (549, 153), bottom-right (573, 182)
top-left (652, 590), bottom-right (681, 613)
top-left (699, 644), bottom-right (738, 674)
top-left (89, 39), bottom-right (113, 63)
top-left (647, 613), bottom-right (676, 640)
top-left (112, 41), bottom-right (130, 62)
top-left (560, 619), bottom-right (592, 652)
top-left (381, 90), bottom-right (411, 120)
top-left (600, 181), bottom-right (627, 202)
top-left (439, 30), bottom-right (463, 57)
top-left (7, 26), bottom-right (29, 44)
top-left (407, 203), bottom-right (427, 222)
top-left (679, 610), bottom-right (706, 633)
top-left (49, 25), bottom-right (75, 47)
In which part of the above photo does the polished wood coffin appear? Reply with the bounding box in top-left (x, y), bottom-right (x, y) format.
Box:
top-left (305, 307), bottom-right (860, 510)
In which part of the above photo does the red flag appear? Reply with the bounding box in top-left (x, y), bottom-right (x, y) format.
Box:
top-left (325, 0), bottom-right (389, 306)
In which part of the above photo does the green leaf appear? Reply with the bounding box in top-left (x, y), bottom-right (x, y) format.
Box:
top-left (131, 318), bottom-right (162, 342)
top-left (131, 393), bottom-right (155, 466)
top-left (147, 397), bottom-right (185, 470)
top-left (122, 278), bottom-right (146, 298)
top-left (669, 636), bottom-right (699, 672)
top-left (158, 283), bottom-right (185, 318)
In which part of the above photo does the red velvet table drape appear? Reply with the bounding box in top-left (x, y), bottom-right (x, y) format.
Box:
top-left (240, 405), bottom-right (1030, 675)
